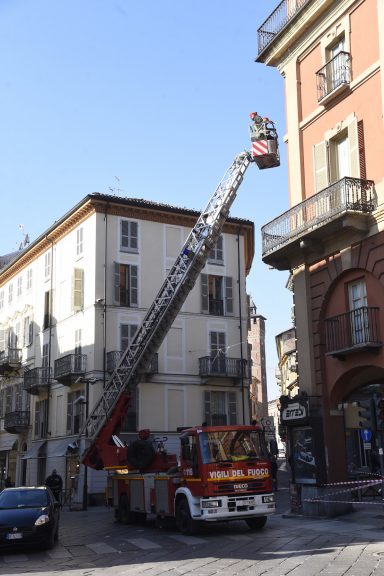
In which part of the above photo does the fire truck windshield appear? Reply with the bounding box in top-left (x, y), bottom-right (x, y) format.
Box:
top-left (199, 430), bottom-right (268, 464)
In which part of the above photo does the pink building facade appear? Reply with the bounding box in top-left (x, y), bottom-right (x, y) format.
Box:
top-left (257, 0), bottom-right (384, 511)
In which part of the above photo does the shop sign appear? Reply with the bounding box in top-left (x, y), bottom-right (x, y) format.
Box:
top-left (281, 402), bottom-right (307, 423)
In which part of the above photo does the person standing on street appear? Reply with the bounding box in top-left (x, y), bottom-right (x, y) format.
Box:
top-left (45, 469), bottom-right (63, 503)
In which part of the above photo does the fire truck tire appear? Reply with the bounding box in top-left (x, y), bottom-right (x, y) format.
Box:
top-left (127, 440), bottom-right (155, 469)
top-left (245, 516), bottom-right (267, 530)
top-left (118, 494), bottom-right (136, 524)
top-left (175, 497), bottom-right (199, 535)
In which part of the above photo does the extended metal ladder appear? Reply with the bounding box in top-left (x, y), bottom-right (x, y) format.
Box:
top-left (81, 151), bottom-right (253, 447)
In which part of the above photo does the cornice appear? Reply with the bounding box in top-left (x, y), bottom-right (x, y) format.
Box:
top-left (1, 196), bottom-right (254, 285)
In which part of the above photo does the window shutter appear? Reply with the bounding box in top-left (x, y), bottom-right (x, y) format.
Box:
top-left (313, 141), bottom-right (328, 192)
top-left (130, 222), bottom-right (138, 251)
top-left (0, 328), bottom-right (5, 351)
top-left (73, 269), bottom-right (84, 311)
top-left (348, 116), bottom-right (359, 178)
top-left (114, 262), bottom-right (120, 304)
top-left (224, 276), bottom-right (233, 315)
top-left (201, 274), bottom-right (208, 313)
top-left (121, 220), bottom-right (128, 249)
top-left (130, 265), bottom-right (138, 307)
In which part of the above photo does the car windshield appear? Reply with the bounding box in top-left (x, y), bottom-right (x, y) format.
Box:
top-left (199, 430), bottom-right (269, 464)
top-left (0, 489), bottom-right (49, 509)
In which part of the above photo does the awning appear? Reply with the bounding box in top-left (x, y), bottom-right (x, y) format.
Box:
top-left (22, 440), bottom-right (47, 459)
top-left (47, 438), bottom-right (73, 458)
top-left (0, 435), bottom-right (18, 452)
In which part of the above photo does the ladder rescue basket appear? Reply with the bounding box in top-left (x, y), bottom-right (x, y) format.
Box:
top-left (249, 116), bottom-right (280, 170)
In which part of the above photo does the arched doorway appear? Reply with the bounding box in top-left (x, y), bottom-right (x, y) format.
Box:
top-left (341, 383), bottom-right (384, 477)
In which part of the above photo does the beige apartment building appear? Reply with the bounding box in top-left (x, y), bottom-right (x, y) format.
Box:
top-left (257, 0), bottom-right (384, 509)
top-left (0, 194), bottom-right (254, 503)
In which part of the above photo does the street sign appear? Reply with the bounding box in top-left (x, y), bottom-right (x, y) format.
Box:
top-left (360, 428), bottom-right (372, 442)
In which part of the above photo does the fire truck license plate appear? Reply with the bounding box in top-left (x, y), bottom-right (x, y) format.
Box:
top-left (238, 500), bottom-right (254, 507)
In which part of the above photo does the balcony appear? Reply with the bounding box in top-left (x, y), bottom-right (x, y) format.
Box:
top-left (262, 177), bottom-right (375, 270)
top-left (208, 298), bottom-right (224, 316)
top-left (325, 307), bottom-right (382, 358)
top-left (24, 367), bottom-right (52, 395)
top-left (54, 354), bottom-right (87, 385)
top-left (199, 356), bottom-right (248, 380)
top-left (0, 348), bottom-right (22, 375)
top-left (106, 351), bottom-right (158, 376)
top-left (257, 0), bottom-right (310, 54)
top-left (316, 52), bottom-right (351, 104)
top-left (4, 411), bottom-right (30, 434)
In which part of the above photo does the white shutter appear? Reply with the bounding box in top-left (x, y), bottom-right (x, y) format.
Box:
top-left (313, 141), bottom-right (328, 192)
top-left (348, 116), bottom-right (359, 178)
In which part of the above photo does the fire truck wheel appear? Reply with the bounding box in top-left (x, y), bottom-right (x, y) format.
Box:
top-left (127, 440), bottom-right (155, 469)
top-left (118, 494), bottom-right (135, 524)
top-left (176, 498), bottom-right (199, 535)
top-left (245, 516), bottom-right (267, 530)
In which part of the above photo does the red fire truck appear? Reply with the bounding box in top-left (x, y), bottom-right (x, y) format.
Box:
top-left (108, 424), bottom-right (275, 534)
top-left (80, 115), bottom-right (280, 533)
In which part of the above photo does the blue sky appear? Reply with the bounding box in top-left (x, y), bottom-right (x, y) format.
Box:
top-left (1, 0), bottom-right (292, 399)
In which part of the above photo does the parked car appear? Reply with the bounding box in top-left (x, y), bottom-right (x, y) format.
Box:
top-left (0, 486), bottom-right (60, 549)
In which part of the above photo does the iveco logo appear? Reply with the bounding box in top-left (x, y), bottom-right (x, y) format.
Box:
top-left (233, 483), bottom-right (248, 490)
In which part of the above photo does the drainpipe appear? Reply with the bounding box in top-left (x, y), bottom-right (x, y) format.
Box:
top-left (45, 236), bottom-right (54, 443)
top-left (237, 228), bottom-right (245, 424)
top-left (103, 206), bottom-right (108, 387)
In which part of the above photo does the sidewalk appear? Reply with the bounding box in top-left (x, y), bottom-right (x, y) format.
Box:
top-left (275, 458), bottom-right (384, 535)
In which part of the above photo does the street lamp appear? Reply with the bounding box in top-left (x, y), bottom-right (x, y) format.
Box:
top-left (75, 377), bottom-right (96, 510)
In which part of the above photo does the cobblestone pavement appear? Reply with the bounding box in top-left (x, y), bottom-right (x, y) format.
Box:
top-left (1, 462), bottom-right (384, 576)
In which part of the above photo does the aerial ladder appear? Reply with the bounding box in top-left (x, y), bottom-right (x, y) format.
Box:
top-left (81, 115), bottom-right (280, 470)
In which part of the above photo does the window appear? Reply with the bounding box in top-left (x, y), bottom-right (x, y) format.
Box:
top-left (201, 274), bottom-right (233, 316)
top-left (208, 235), bottom-right (224, 264)
top-left (76, 227), bottom-right (83, 256)
top-left (204, 391), bottom-right (237, 426)
top-left (313, 115), bottom-right (360, 192)
top-left (23, 317), bottom-right (33, 347)
top-left (44, 251), bottom-right (51, 279)
top-left (26, 269), bottom-right (32, 290)
top-left (15, 322), bottom-right (21, 348)
top-left (66, 391), bottom-right (84, 434)
top-left (43, 290), bottom-right (51, 330)
top-left (8, 284), bottom-right (13, 305)
top-left (120, 220), bottom-right (138, 253)
top-left (348, 279), bottom-right (368, 345)
top-left (34, 399), bottom-right (48, 438)
top-left (72, 268), bottom-right (84, 311)
top-left (42, 343), bottom-right (49, 368)
top-left (210, 331), bottom-right (227, 373)
top-left (114, 263), bottom-right (138, 307)
top-left (17, 276), bottom-right (22, 297)
top-left (120, 323), bottom-right (138, 351)
top-left (74, 329), bottom-right (82, 371)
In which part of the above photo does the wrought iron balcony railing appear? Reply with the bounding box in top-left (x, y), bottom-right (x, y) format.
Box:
top-left (208, 298), bottom-right (224, 316)
top-left (106, 351), bottom-right (158, 375)
top-left (316, 51), bottom-right (351, 102)
top-left (257, 0), bottom-right (310, 54)
top-left (0, 348), bottom-right (22, 374)
top-left (54, 354), bottom-right (87, 384)
top-left (325, 307), bottom-right (382, 357)
top-left (262, 177), bottom-right (375, 258)
top-left (4, 411), bottom-right (30, 434)
top-left (24, 367), bottom-right (52, 395)
top-left (199, 356), bottom-right (249, 379)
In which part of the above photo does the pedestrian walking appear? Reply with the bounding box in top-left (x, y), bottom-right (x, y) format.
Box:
top-left (45, 469), bottom-right (63, 503)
